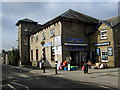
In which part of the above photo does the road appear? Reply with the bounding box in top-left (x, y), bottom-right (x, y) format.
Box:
top-left (2, 65), bottom-right (117, 90)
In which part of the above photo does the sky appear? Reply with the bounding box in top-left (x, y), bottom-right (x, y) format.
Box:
top-left (1, 0), bottom-right (119, 52)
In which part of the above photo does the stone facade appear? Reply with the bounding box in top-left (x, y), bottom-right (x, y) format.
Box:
top-left (89, 23), bottom-right (115, 67)
top-left (16, 19), bottom-right (42, 66)
top-left (16, 9), bottom-right (119, 68)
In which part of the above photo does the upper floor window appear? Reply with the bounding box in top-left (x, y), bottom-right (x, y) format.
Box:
top-left (24, 37), bottom-right (28, 45)
top-left (42, 32), bottom-right (45, 40)
top-left (36, 35), bottom-right (38, 43)
top-left (50, 29), bottom-right (55, 37)
top-left (100, 28), bottom-right (107, 40)
top-left (31, 36), bottom-right (34, 43)
top-left (24, 28), bottom-right (28, 31)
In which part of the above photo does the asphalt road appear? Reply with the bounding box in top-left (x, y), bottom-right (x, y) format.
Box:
top-left (2, 65), bottom-right (117, 90)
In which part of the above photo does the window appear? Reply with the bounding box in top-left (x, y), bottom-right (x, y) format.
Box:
top-left (36, 49), bottom-right (38, 61)
top-left (100, 28), bottom-right (107, 40)
top-left (31, 50), bottom-right (33, 60)
top-left (51, 47), bottom-right (55, 61)
top-left (24, 28), bottom-right (28, 31)
top-left (42, 32), bottom-right (45, 40)
top-left (31, 36), bottom-right (33, 43)
top-left (50, 29), bottom-right (55, 37)
top-left (101, 51), bottom-right (108, 62)
top-left (36, 35), bottom-right (38, 43)
top-left (24, 37), bottom-right (28, 45)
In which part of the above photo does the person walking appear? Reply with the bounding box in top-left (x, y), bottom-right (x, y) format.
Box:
top-left (84, 62), bottom-right (89, 74)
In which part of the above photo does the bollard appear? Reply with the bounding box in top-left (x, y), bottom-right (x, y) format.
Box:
top-left (55, 61), bottom-right (58, 74)
top-left (43, 63), bottom-right (45, 73)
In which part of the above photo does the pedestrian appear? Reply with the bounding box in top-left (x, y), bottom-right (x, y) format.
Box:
top-left (84, 62), bottom-right (89, 74)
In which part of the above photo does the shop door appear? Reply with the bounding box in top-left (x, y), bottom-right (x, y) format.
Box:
top-left (70, 51), bottom-right (79, 66)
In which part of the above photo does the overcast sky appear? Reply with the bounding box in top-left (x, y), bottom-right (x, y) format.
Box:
top-left (1, 1), bottom-right (119, 51)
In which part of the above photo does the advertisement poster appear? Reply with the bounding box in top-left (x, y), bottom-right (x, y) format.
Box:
top-left (55, 46), bottom-right (62, 55)
top-left (108, 47), bottom-right (113, 56)
top-left (54, 36), bottom-right (61, 46)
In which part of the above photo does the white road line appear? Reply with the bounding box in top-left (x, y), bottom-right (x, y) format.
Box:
top-left (11, 82), bottom-right (29, 90)
top-left (98, 85), bottom-right (110, 89)
top-left (7, 84), bottom-right (17, 90)
top-left (19, 75), bottom-right (29, 77)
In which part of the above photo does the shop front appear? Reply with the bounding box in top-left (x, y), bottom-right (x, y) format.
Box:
top-left (64, 43), bottom-right (88, 67)
top-left (93, 42), bottom-right (115, 67)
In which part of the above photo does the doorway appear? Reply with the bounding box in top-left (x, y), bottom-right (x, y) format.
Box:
top-left (70, 51), bottom-right (81, 67)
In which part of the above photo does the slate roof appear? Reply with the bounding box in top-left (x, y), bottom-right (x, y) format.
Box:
top-left (106, 15), bottom-right (120, 27)
top-left (16, 18), bottom-right (38, 26)
top-left (44, 9), bottom-right (99, 26)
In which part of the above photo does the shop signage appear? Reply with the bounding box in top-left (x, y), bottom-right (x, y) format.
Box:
top-left (64, 43), bottom-right (87, 46)
top-left (44, 42), bottom-right (52, 47)
top-left (66, 46), bottom-right (84, 51)
top-left (54, 36), bottom-right (61, 46)
top-left (67, 38), bottom-right (84, 43)
top-left (108, 47), bottom-right (113, 56)
top-left (94, 42), bottom-right (110, 47)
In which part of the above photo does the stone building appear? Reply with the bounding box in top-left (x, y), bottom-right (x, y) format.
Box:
top-left (30, 9), bottom-right (99, 67)
top-left (16, 18), bottom-right (42, 66)
top-left (16, 9), bottom-right (119, 68)
top-left (89, 16), bottom-right (120, 67)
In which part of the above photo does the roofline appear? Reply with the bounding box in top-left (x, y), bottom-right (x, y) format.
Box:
top-left (16, 19), bottom-right (38, 26)
top-left (104, 15), bottom-right (119, 20)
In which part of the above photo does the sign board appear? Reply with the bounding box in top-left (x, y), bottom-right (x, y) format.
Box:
top-left (66, 46), bottom-right (84, 51)
top-left (32, 61), bottom-right (37, 66)
top-left (67, 38), bottom-right (84, 43)
top-left (94, 42), bottom-right (110, 47)
top-left (54, 36), bottom-right (61, 46)
top-left (108, 47), bottom-right (113, 56)
top-left (55, 46), bottom-right (62, 55)
top-left (44, 42), bottom-right (52, 47)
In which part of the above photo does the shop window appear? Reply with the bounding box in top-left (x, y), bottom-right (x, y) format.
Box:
top-left (31, 50), bottom-right (33, 60)
top-left (42, 32), bottom-right (45, 40)
top-left (51, 47), bottom-right (55, 61)
top-left (24, 37), bottom-right (28, 45)
top-left (100, 28), bottom-right (107, 40)
top-left (101, 51), bottom-right (108, 62)
top-left (50, 29), bottom-right (55, 37)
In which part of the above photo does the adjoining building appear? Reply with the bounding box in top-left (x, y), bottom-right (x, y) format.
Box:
top-left (16, 9), bottom-right (120, 68)
top-left (89, 16), bottom-right (120, 67)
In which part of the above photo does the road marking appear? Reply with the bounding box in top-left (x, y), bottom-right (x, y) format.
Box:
top-left (7, 84), bottom-right (17, 90)
top-left (98, 85), bottom-right (110, 89)
top-left (7, 76), bottom-right (14, 79)
top-left (19, 75), bottom-right (29, 77)
top-left (11, 82), bottom-right (29, 90)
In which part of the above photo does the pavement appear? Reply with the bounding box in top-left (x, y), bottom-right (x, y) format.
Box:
top-left (7, 65), bottom-right (119, 89)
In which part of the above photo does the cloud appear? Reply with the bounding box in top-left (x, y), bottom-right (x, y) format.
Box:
top-left (1, 2), bottom-right (118, 51)
top-left (1, 0), bottom-right (119, 2)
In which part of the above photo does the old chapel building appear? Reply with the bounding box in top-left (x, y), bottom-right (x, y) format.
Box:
top-left (16, 9), bottom-right (120, 68)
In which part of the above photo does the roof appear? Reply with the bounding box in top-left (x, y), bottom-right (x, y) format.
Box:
top-left (106, 15), bottom-right (120, 27)
top-left (60, 9), bottom-right (99, 23)
top-left (44, 9), bottom-right (99, 26)
top-left (16, 18), bottom-right (38, 26)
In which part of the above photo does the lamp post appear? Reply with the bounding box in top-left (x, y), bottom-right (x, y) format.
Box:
top-left (41, 41), bottom-right (46, 73)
